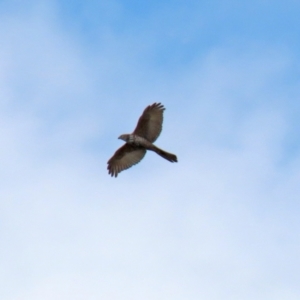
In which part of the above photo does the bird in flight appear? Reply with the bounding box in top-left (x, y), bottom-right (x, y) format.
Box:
top-left (107, 103), bottom-right (178, 177)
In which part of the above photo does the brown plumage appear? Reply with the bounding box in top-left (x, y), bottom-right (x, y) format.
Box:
top-left (107, 103), bottom-right (177, 177)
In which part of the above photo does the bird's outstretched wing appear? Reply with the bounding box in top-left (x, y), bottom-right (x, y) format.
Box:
top-left (107, 144), bottom-right (146, 177)
top-left (133, 102), bottom-right (165, 143)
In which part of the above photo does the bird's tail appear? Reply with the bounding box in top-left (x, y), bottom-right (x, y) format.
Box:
top-left (152, 146), bottom-right (178, 163)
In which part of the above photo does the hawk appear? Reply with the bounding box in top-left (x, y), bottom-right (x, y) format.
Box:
top-left (107, 103), bottom-right (178, 177)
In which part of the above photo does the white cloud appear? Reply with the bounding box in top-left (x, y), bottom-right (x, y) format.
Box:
top-left (0, 3), bottom-right (300, 300)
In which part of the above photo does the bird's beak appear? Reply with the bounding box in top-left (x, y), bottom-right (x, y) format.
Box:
top-left (118, 135), bottom-right (122, 139)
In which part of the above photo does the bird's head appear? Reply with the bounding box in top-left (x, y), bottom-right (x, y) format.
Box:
top-left (118, 134), bottom-right (129, 142)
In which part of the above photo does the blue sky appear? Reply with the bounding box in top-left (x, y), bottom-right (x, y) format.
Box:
top-left (1, 1), bottom-right (300, 299)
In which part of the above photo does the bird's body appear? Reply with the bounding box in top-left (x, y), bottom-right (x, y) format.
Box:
top-left (107, 103), bottom-right (177, 177)
top-left (119, 133), bottom-right (177, 163)
top-left (119, 134), bottom-right (152, 147)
